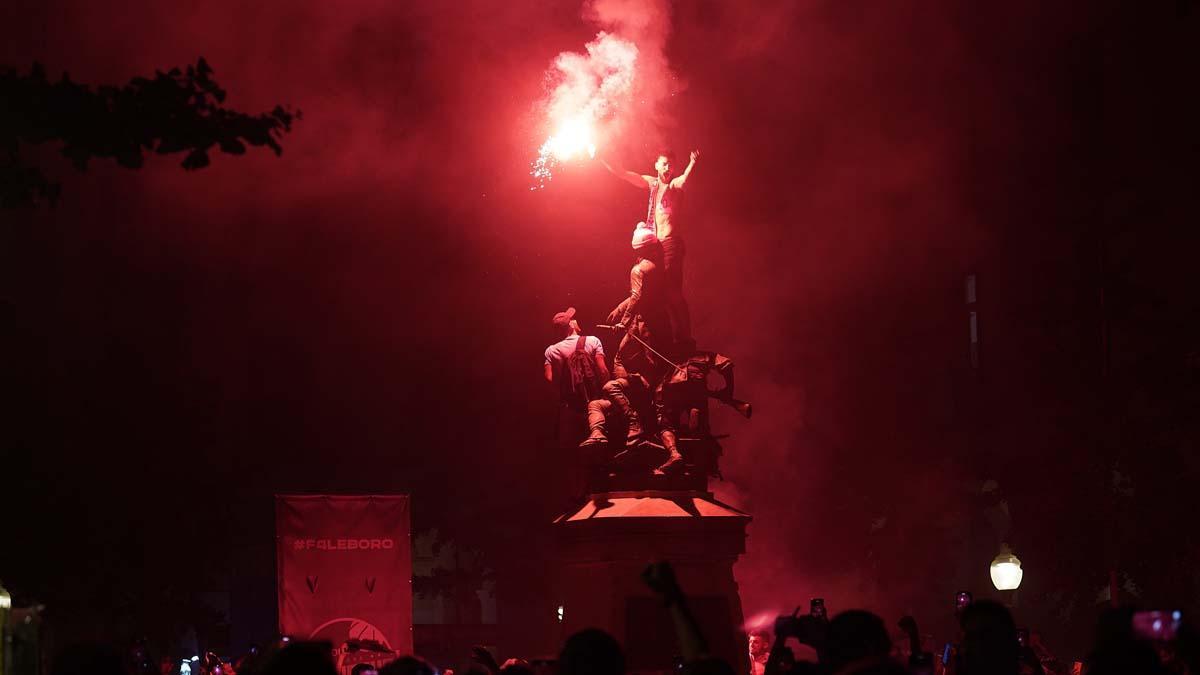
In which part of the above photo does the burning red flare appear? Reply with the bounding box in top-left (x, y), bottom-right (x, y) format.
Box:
top-left (531, 31), bottom-right (638, 187)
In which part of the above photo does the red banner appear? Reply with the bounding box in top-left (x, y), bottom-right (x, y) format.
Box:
top-left (276, 495), bottom-right (413, 672)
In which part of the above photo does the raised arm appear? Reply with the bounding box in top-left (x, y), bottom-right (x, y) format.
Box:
top-left (642, 562), bottom-right (709, 663)
top-left (599, 157), bottom-right (653, 189)
top-left (669, 150), bottom-right (700, 189)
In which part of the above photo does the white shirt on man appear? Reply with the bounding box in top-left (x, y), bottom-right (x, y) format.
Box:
top-left (544, 334), bottom-right (604, 371)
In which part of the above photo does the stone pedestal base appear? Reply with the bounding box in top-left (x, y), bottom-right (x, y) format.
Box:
top-left (554, 491), bottom-right (751, 675)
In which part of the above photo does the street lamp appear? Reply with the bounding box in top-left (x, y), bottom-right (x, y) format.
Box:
top-left (990, 544), bottom-right (1023, 591)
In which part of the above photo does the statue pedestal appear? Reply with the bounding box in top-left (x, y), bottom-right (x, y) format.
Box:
top-left (554, 491), bottom-right (751, 675)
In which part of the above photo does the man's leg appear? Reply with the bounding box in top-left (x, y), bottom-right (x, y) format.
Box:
top-left (660, 236), bottom-right (692, 345)
top-left (581, 398), bottom-right (611, 446)
top-left (652, 375), bottom-right (684, 475)
top-left (612, 344), bottom-right (630, 380)
top-left (603, 378), bottom-right (644, 444)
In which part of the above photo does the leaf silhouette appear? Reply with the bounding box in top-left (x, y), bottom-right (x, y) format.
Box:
top-left (181, 149), bottom-right (210, 170)
top-left (1, 58), bottom-right (298, 207)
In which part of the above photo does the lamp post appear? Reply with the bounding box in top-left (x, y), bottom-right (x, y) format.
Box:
top-left (990, 544), bottom-right (1023, 608)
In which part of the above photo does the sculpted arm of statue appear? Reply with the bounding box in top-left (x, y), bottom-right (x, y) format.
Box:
top-left (607, 300), bottom-right (629, 327)
top-left (599, 156), bottom-right (653, 189)
top-left (669, 150), bottom-right (700, 190)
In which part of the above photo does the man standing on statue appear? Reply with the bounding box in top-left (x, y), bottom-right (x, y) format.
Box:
top-left (599, 149), bottom-right (699, 348)
top-left (586, 226), bottom-right (684, 475)
top-left (545, 308), bottom-right (610, 448)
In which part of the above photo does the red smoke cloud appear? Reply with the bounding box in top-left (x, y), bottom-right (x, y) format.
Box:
top-left (532, 0), bottom-right (681, 185)
top-left (583, 0), bottom-right (680, 137)
top-left (6, 0), bottom-right (1166, 661)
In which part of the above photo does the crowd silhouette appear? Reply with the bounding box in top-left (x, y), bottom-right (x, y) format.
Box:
top-left (36, 561), bottom-right (1197, 675)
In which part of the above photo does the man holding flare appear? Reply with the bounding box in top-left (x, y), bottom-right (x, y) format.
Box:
top-left (599, 149), bottom-right (700, 348)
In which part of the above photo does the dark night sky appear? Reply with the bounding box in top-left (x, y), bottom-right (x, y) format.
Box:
top-left (3, 0), bottom-right (1199, 659)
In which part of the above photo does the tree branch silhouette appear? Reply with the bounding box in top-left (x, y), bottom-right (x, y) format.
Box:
top-left (0, 57), bottom-right (299, 208)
